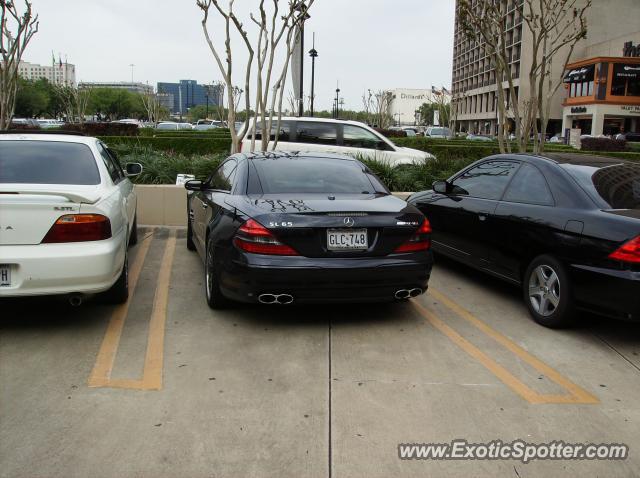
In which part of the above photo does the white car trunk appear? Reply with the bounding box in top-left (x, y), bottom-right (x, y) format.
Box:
top-left (0, 186), bottom-right (101, 245)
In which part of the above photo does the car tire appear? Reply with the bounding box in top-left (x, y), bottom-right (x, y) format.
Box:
top-left (523, 254), bottom-right (575, 328)
top-left (103, 252), bottom-right (129, 304)
top-left (187, 214), bottom-right (196, 251)
top-left (205, 237), bottom-right (229, 309)
top-left (129, 215), bottom-right (138, 246)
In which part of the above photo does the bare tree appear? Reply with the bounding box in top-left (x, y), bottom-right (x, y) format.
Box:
top-left (362, 89), bottom-right (373, 125)
top-left (141, 90), bottom-right (163, 124)
top-left (56, 85), bottom-right (90, 125)
top-left (459, 0), bottom-right (589, 153)
top-left (371, 90), bottom-right (392, 129)
top-left (524, 0), bottom-right (590, 153)
top-left (197, 0), bottom-right (255, 153)
top-left (0, 0), bottom-right (38, 129)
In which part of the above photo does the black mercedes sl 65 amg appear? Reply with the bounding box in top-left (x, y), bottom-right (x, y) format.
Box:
top-left (185, 152), bottom-right (433, 308)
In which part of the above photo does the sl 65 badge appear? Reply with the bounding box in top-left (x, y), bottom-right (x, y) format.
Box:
top-left (54, 206), bottom-right (74, 211)
top-left (269, 221), bottom-right (293, 227)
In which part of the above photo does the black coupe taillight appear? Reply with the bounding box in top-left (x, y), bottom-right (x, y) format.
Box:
top-left (609, 235), bottom-right (640, 264)
top-left (394, 219), bottom-right (431, 253)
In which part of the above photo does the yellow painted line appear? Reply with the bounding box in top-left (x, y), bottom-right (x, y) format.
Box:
top-left (88, 231), bottom-right (176, 391)
top-left (139, 232), bottom-right (176, 390)
top-left (414, 288), bottom-right (598, 404)
top-left (88, 234), bottom-right (153, 387)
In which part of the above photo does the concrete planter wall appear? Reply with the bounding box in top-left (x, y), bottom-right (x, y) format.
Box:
top-left (135, 185), bottom-right (412, 227)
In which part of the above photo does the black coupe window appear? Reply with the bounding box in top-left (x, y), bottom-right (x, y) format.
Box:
top-left (452, 161), bottom-right (520, 200)
top-left (565, 163), bottom-right (640, 209)
top-left (0, 140), bottom-right (100, 185)
top-left (209, 160), bottom-right (237, 191)
top-left (250, 158), bottom-right (381, 194)
top-left (503, 163), bottom-right (554, 206)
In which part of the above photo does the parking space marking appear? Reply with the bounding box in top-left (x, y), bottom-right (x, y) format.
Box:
top-left (413, 289), bottom-right (599, 405)
top-left (88, 234), bottom-right (153, 388)
top-left (88, 231), bottom-right (176, 391)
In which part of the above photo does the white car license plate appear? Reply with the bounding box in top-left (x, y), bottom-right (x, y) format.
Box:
top-left (0, 265), bottom-right (11, 287)
top-left (327, 229), bottom-right (368, 250)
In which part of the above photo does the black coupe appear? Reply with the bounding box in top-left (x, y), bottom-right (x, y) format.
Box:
top-left (408, 153), bottom-right (640, 328)
top-left (185, 152), bottom-right (433, 308)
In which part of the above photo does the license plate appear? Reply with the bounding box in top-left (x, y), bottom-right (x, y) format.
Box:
top-left (327, 229), bottom-right (368, 250)
top-left (0, 265), bottom-right (10, 287)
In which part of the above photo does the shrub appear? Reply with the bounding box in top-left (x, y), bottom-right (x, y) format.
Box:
top-left (375, 128), bottom-right (407, 138)
top-left (139, 128), bottom-right (232, 137)
top-left (580, 137), bottom-right (628, 152)
top-left (113, 146), bottom-right (225, 184)
top-left (98, 136), bottom-right (232, 155)
top-left (61, 122), bottom-right (140, 136)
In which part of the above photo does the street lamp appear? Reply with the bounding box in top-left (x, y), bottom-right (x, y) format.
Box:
top-left (293, 1), bottom-right (311, 117)
top-left (308, 34), bottom-right (318, 117)
top-left (334, 87), bottom-right (341, 118)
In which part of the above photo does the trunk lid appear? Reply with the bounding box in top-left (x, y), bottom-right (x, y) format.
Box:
top-left (0, 185), bottom-right (101, 245)
top-left (237, 193), bottom-right (425, 257)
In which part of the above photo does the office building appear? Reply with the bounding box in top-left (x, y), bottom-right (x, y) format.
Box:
top-left (451, 0), bottom-right (640, 136)
top-left (17, 60), bottom-right (76, 86)
top-left (156, 80), bottom-right (221, 115)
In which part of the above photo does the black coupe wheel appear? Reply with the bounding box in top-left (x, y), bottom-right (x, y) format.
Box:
top-left (523, 254), bottom-right (574, 328)
top-left (205, 238), bottom-right (229, 309)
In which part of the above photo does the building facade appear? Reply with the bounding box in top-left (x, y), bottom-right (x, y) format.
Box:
top-left (451, 0), bottom-right (640, 136)
top-left (388, 89), bottom-right (438, 126)
top-left (156, 80), bottom-right (221, 116)
top-left (18, 60), bottom-right (76, 86)
top-left (78, 82), bottom-right (153, 95)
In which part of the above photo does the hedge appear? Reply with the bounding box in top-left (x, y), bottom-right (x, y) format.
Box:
top-left (98, 136), bottom-right (231, 155)
top-left (62, 123), bottom-right (140, 136)
top-left (139, 128), bottom-right (231, 137)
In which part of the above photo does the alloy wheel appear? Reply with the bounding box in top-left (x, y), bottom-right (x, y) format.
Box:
top-left (528, 264), bottom-right (560, 317)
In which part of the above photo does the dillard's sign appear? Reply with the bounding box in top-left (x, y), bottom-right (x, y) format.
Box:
top-left (623, 41), bottom-right (640, 57)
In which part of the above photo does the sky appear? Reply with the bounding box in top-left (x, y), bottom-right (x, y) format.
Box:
top-left (25, 0), bottom-right (455, 112)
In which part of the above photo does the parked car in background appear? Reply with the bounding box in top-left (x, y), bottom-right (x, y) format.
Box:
top-left (36, 119), bottom-right (64, 129)
top-left (185, 151), bottom-right (433, 308)
top-left (548, 134), bottom-right (564, 143)
top-left (0, 132), bottom-right (143, 304)
top-left (622, 132), bottom-right (640, 143)
top-left (425, 127), bottom-right (453, 139)
top-left (156, 121), bottom-right (180, 131)
top-left (10, 118), bottom-right (40, 128)
top-left (194, 124), bottom-right (220, 131)
top-left (241, 117), bottom-right (434, 167)
top-left (466, 134), bottom-right (493, 142)
top-left (115, 119), bottom-right (143, 128)
top-left (408, 153), bottom-right (640, 328)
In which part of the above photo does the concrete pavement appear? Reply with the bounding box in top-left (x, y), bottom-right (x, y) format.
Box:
top-left (1, 227), bottom-right (639, 478)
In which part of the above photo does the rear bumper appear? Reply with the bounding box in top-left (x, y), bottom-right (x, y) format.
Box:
top-left (571, 264), bottom-right (640, 321)
top-left (0, 231), bottom-right (125, 298)
top-left (219, 251), bottom-right (433, 304)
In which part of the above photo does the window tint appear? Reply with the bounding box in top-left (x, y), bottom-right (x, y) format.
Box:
top-left (0, 141), bottom-right (100, 185)
top-left (209, 160), bottom-right (237, 191)
top-left (452, 161), bottom-right (519, 200)
top-left (98, 143), bottom-right (123, 183)
top-left (296, 122), bottom-right (337, 146)
top-left (250, 158), bottom-right (380, 194)
top-left (503, 163), bottom-right (554, 205)
top-left (342, 125), bottom-right (383, 149)
top-left (563, 163), bottom-right (640, 209)
top-left (250, 121), bottom-right (291, 142)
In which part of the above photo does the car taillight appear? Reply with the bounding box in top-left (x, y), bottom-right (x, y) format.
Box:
top-left (233, 219), bottom-right (299, 255)
top-left (608, 235), bottom-right (640, 263)
top-left (42, 214), bottom-right (112, 243)
top-left (394, 218), bottom-right (432, 253)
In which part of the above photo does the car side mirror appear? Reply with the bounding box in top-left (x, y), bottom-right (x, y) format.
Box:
top-left (432, 180), bottom-right (450, 194)
top-left (125, 162), bottom-right (143, 177)
top-left (185, 179), bottom-right (204, 191)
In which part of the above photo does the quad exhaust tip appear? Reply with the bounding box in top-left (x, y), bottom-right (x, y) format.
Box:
top-left (395, 288), bottom-right (423, 300)
top-left (258, 293), bottom-right (294, 305)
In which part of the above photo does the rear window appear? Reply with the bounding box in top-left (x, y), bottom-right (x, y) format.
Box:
top-left (250, 157), bottom-right (384, 194)
top-left (563, 163), bottom-right (640, 209)
top-left (0, 140), bottom-right (100, 185)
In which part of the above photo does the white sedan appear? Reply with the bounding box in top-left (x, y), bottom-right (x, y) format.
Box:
top-left (0, 133), bottom-right (142, 304)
